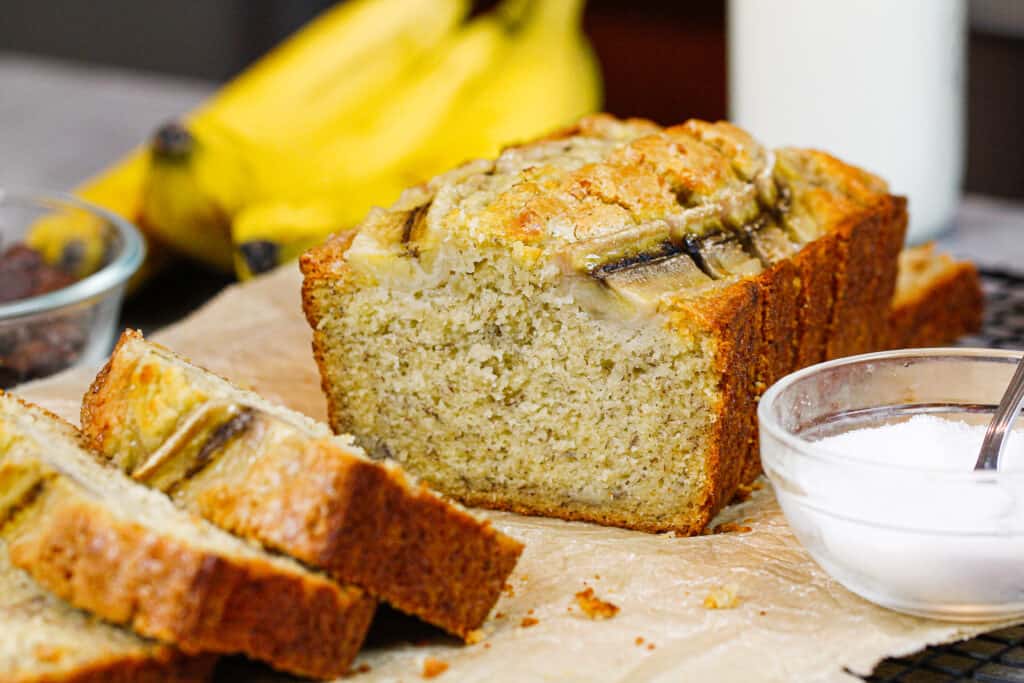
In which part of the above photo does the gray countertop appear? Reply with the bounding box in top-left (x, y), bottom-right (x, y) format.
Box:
top-left (1, 52), bottom-right (1022, 325)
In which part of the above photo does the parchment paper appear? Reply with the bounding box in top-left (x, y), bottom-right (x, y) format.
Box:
top-left (18, 265), bottom-right (1013, 683)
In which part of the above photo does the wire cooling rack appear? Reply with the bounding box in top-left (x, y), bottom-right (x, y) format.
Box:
top-left (864, 268), bottom-right (1024, 683)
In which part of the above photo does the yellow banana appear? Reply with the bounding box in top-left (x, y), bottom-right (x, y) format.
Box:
top-left (139, 119), bottom-right (275, 271)
top-left (407, 0), bottom-right (602, 175)
top-left (230, 198), bottom-right (369, 279)
top-left (205, 0), bottom-right (469, 148)
top-left (304, 11), bottom-right (511, 185)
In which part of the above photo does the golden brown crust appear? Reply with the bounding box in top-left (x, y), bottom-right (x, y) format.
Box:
top-left (826, 196), bottom-right (909, 359)
top-left (5, 488), bottom-right (373, 680)
top-left (886, 247), bottom-right (983, 349)
top-left (81, 331), bottom-right (522, 639)
top-left (791, 233), bottom-right (838, 368)
top-left (185, 441), bottom-right (522, 638)
top-left (675, 282), bottom-right (762, 528)
top-left (7, 651), bottom-right (216, 683)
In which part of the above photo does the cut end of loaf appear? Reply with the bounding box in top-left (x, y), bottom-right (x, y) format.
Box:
top-left (307, 238), bottom-right (723, 532)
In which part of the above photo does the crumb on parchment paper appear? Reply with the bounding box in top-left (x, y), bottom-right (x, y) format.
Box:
top-left (465, 629), bottom-right (486, 645)
top-left (732, 480), bottom-right (764, 503)
top-left (421, 657), bottom-right (448, 678)
top-left (520, 617), bottom-right (539, 628)
top-left (574, 587), bottom-right (620, 619)
top-left (703, 584), bottom-right (740, 609)
top-left (710, 521), bottom-right (753, 534)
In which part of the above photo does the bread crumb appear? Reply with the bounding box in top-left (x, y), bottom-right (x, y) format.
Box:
top-left (520, 617), bottom-right (539, 628)
top-left (759, 610), bottom-right (767, 616)
top-left (494, 611), bottom-right (506, 619)
top-left (422, 657), bottom-right (449, 678)
top-left (465, 629), bottom-right (485, 645)
top-left (352, 663), bottom-right (371, 674)
top-left (647, 643), bottom-right (656, 651)
top-left (732, 481), bottom-right (762, 503)
top-left (711, 521), bottom-right (752, 534)
top-left (484, 643), bottom-right (492, 649)
top-left (703, 584), bottom-right (740, 609)
top-left (503, 582), bottom-right (515, 597)
top-left (574, 587), bottom-right (619, 619)
top-left (527, 608), bottom-right (534, 615)
top-left (635, 637), bottom-right (644, 646)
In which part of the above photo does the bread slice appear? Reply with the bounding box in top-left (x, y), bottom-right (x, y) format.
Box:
top-left (80, 331), bottom-right (523, 640)
top-left (0, 393), bottom-right (374, 680)
top-left (300, 114), bottom-right (908, 534)
top-left (887, 243), bottom-right (983, 349)
top-left (0, 537), bottom-right (216, 683)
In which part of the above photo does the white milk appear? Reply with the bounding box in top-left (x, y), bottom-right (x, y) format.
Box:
top-left (728, 0), bottom-right (967, 243)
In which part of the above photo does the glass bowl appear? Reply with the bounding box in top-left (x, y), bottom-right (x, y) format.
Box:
top-left (0, 188), bottom-right (143, 388)
top-left (759, 348), bottom-right (1024, 622)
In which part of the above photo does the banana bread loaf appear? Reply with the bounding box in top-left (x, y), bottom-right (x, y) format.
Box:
top-left (80, 330), bottom-right (523, 640)
top-left (300, 114), bottom-right (907, 534)
top-left (0, 392), bottom-right (375, 680)
top-left (0, 538), bottom-right (216, 683)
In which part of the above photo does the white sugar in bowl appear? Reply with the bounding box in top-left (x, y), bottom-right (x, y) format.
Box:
top-left (759, 348), bottom-right (1024, 622)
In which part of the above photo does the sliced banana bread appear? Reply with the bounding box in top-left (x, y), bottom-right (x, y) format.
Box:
top-left (0, 537), bottom-right (216, 683)
top-left (0, 392), bottom-right (375, 680)
top-left (300, 114), bottom-right (907, 534)
top-left (887, 243), bottom-right (983, 349)
top-left (80, 330), bottom-right (523, 640)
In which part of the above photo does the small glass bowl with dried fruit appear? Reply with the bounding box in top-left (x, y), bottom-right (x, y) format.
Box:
top-left (0, 188), bottom-right (143, 388)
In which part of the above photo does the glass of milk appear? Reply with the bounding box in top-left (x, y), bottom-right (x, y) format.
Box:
top-left (728, 0), bottom-right (967, 243)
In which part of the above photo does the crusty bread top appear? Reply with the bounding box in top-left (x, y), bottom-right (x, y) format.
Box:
top-left (305, 114), bottom-right (891, 271)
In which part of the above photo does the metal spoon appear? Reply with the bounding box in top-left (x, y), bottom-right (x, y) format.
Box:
top-left (975, 354), bottom-right (1024, 470)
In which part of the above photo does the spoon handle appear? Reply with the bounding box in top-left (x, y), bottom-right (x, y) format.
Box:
top-left (975, 355), bottom-right (1024, 470)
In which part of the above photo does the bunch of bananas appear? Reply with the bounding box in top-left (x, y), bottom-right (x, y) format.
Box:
top-left (36, 0), bottom-right (602, 284)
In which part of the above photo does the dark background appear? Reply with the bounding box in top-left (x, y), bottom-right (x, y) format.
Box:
top-left (1, 0), bottom-right (1021, 199)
